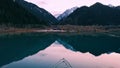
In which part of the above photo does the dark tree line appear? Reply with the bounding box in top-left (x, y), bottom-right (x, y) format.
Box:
top-left (60, 3), bottom-right (120, 25)
top-left (0, 0), bottom-right (57, 28)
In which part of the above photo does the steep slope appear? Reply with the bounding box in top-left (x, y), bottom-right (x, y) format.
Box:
top-left (16, 0), bottom-right (58, 25)
top-left (0, 0), bottom-right (57, 27)
top-left (57, 7), bottom-right (78, 20)
top-left (60, 2), bottom-right (120, 25)
top-left (116, 6), bottom-right (120, 10)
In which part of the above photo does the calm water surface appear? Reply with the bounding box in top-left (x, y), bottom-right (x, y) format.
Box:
top-left (0, 33), bottom-right (120, 68)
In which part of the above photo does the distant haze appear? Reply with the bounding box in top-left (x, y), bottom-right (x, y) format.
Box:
top-left (25, 0), bottom-right (120, 15)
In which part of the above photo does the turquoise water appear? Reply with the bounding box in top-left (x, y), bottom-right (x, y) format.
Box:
top-left (0, 33), bottom-right (120, 68)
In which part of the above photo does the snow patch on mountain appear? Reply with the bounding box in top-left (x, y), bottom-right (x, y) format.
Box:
top-left (57, 7), bottom-right (78, 20)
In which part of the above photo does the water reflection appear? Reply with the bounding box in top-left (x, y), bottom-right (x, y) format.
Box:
top-left (0, 33), bottom-right (120, 67)
top-left (2, 40), bottom-right (120, 68)
top-left (0, 33), bottom-right (56, 67)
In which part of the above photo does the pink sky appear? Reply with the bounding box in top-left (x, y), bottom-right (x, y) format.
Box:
top-left (3, 41), bottom-right (120, 68)
top-left (25, 0), bottom-right (120, 15)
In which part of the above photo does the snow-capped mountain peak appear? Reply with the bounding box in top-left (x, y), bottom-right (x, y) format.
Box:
top-left (57, 7), bottom-right (78, 20)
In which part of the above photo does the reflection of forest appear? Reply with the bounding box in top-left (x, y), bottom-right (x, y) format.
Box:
top-left (0, 33), bottom-right (120, 67)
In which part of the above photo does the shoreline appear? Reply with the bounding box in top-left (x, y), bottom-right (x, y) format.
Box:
top-left (0, 25), bottom-right (120, 36)
top-left (0, 29), bottom-right (119, 36)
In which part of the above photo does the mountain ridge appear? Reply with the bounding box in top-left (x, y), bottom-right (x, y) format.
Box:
top-left (0, 0), bottom-right (58, 28)
top-left (16, 0), bottom-right (58, 25)
top-left (57, 7), bottom-right (78, 20)
top-left (1, 1), bottom-right (120, 27)
top-left (59, 2), bottom-right (120, 25)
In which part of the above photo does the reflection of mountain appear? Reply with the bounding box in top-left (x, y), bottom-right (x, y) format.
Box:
top-left (0, 33), bottom-right (56, 67)
top-left (0, 33), bottom-right (120, 67)
top-left (56, 39), bottom-right (75, 51)
top-left (59, 35), bottom-right (120, 56)
top-left (2, 40), bottom-right (120, 68)
top-left (60, 2), bottom-right (120, 25)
